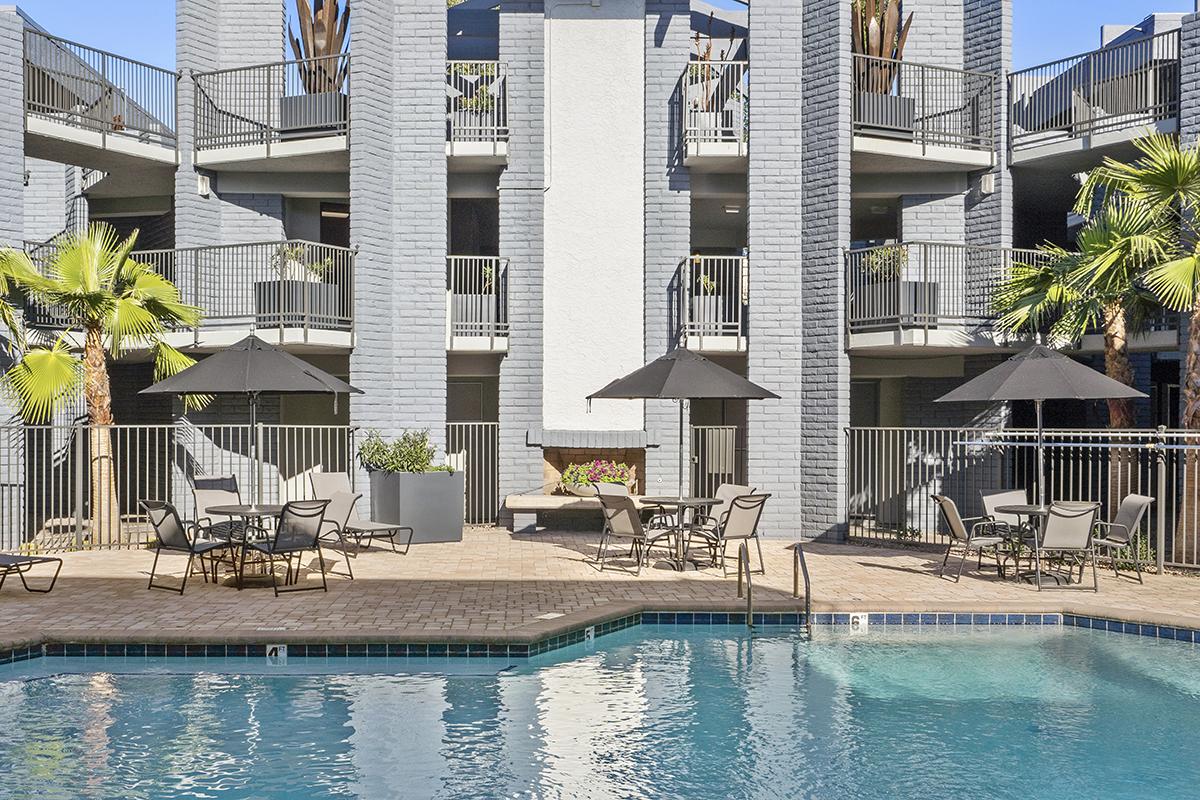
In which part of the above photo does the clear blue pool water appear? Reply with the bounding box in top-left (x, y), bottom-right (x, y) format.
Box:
top-left (1, 625), bottom-right (1197, 799)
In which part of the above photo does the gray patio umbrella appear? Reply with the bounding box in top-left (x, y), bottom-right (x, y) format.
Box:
top-left (588, 348), bottom-right (777, 497)
top-left (935, 344), bottom-right (1145, 507)
top-left (141, 334), bottom-right (362, 501)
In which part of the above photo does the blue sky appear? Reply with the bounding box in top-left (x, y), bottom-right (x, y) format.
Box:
top-left (10, 0), bottom-right (1198, 73)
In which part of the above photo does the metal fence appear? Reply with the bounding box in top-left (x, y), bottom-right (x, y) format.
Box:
top-left (447, 256), bottom-right (509, 348)
top-left (845, 242), bottom-right (1046, 334)
top-left (446, 61), bottom-right (508, 144)
top-left (682, 60), bottom-right (748, 146)
top-left (446, 422), bottom-right (500, 524)
top-left (846, 426), bottom-right (1200, 571)
top-left (852, 55), bottom-right (995, 152)
top-left (691, 425), bottom-right (742, 497)
top-left (193, 55), bottom-right (350, 151)
top-left (677, 256), bottom-right (748, 348)
top-left (0, 424), bottom-right (355, 553)
top-left (1009, 30), bottom-right (1180, 151)
top-left (23, 29), bottom-right (177, 148)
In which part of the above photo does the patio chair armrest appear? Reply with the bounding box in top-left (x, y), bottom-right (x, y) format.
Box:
top-left (970, 519), bottom-right (1009, 537)
top-left (1093, 521), bottom-right (1130, 536)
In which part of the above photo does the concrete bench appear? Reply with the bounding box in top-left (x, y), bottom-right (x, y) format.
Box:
top-left (504, 494), bottom-right (660, 533)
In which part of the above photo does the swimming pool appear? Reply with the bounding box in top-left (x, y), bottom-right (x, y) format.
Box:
top-left (0, 625), bottom-right (1196, 799)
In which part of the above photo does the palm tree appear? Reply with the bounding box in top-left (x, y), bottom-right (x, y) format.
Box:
top-left (0, 223), bottom-right (203, 541)
top-left (994, 194), bottom-right (1167, 429)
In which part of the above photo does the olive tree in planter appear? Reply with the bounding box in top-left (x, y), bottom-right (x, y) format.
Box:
top-left (359, 430), bottom-right (465, 543)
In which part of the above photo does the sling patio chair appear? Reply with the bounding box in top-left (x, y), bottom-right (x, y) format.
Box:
top-left (691, 492), bottom-right (771, 576)
top-left (240, 499), bottom-right (331, 597)
top-left (981, 489), bottom-right (1038, 576)
top-left (594, 492), bottom-right (675, 575)
top-left (318, 490), bottom-right (364, 579)
top-left (1092, 493), bottom-right (1154, 584)
top-left (1033, 502), bottom-right (1100, 591)
top-left (687, 482), bottom-right (755, 556)
top-left (0, 553), bottom-right (62, 593)
top-left (310, 471), bottom-right (415, 554)
top-left (931, 494), bottom-right (1006, 582)
top-left (141, 500), bottom-right (237, 594)
top-left (192, 474), bottom-right (246, 542)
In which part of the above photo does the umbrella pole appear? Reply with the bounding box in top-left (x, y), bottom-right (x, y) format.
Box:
top-left (1036, 399), bottom-right (1045, 509)
top-left (678, 400), bottom-right (686, 500)
top-left (250, 393), bottom-right (262, 507)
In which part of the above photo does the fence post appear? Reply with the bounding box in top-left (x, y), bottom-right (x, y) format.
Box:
top-left (1156, 425), bottom-right (1167, 574)
top-left (73, 424), bottom-right (85, 550)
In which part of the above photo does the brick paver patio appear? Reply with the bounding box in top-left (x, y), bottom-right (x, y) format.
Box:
top-left (3, 528), bottom-right (1199, 649)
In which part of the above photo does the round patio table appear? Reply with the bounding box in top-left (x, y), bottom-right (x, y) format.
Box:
top-left (641, 496), bottom-right (716, 571)
top-left (205, 503), bottom-right (283, 587)
top-left (995, 502), bottom-right (1098, 585)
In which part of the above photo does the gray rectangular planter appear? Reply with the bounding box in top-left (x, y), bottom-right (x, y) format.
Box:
top-left (855, 92), bottom-right (916, 140)
top-left (369, 471), bottom-right (466, 544)
top-left (254, 280), bottom-right (342, 330)
top-left (279, 92), bottom-right (348, 139)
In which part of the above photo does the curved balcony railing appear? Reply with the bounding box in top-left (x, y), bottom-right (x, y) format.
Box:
top-left (852, 56), bottom-right (996, 152)
top-left (23, 29), bottom-right (177, 148)
top-left (193, 55), bottom-right (350, 152)
top-left (846, 242), bottom-right (1045, 335)
top-left (1009, 30), bottom-right (1180, 152)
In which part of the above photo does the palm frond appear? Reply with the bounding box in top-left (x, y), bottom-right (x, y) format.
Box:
top-left (152, 343), bottom-right (211, 412)
top-left (3, 338), bottom-right (82, 423)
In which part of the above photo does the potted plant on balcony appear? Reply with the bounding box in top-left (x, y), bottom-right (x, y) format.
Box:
top-left (280, 0), bottom-right (350, 139)
top-left (689, 256), bottom-right (723, 335)
top-left (688, 13), bottom-right (738, 139)
top-left (450, 259), bottom-right (500, 338)
top-left (859, 244), bottom-right (938, 327)
top-left (359, 429), bottom-right (466, 543)
top-left (254, 243), bottom-right (341, 330)
top-left (851, 0), bottom-right (916, 141)
top-left (559, 459), bottom-right (636, 497)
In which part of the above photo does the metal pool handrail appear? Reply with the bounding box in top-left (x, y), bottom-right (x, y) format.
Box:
top-left (793, 542), bottom-right (812, 638)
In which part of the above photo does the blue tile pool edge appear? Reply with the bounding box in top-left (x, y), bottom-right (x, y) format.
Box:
top-left (2, 610), bottom-right (1196, 665)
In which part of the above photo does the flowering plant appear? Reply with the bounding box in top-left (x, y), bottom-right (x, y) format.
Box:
top-left (560, 459), bottom-right (633, 487)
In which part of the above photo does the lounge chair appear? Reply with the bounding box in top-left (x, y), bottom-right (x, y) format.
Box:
top-left (310, 471), bottom-right (414, 554)
top-left (931, 494), bottom-right (1006, 581)
top-left (595, 493), bottom-right (674, 575)
top-left (319, 490), bottom-right (364, 579)
top-left (141, 500), bottom-right (236, 594)
top-left (241, 499), bottom-right (331, 596)
top-left (0, 553), bottom-right (62, 593)
top-left (1034, 502), bottom-right (1100, 591)
top-left (1092, 493), bottom-right (1153, 584)
top-left (694, 493), bottom-right (771, 576)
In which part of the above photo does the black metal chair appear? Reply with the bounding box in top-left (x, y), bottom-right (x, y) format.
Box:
top-left (0, 553), bottom-right (62, 593)
top-left (141, 500), bottom-right (236, 594)
top-left (241, 499), bottom-right (331, 596)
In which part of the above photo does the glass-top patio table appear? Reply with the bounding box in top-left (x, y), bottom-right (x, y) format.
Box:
top-left (204, 504), bottom-right (284, 586)
top-left (641, 497), bottom-right (716, 571)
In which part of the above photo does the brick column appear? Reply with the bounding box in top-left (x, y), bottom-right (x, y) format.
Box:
top-left (0, 9), bottom-right (25, 246)
top-left (644, 0), bottom-right (691, 496)
top-left (498, 0), bottom-right (547, 510)
top-left (964, 0), bottom-right (1013, 251)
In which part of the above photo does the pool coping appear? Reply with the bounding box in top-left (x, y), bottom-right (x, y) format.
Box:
top-left (2, 599), bottom-right (1198, 665)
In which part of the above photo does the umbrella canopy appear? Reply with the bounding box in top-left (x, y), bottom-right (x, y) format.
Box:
top-left (140, 335), bottom-right (361, 398)
top-left (588, 348), bottom-right (778, 401)
top-left (934, 345), bottom-right (1144, 404)
top-left (589, 349), bottom-right (777, 502)
top-left (935, 345), bottom-right (1146, 508)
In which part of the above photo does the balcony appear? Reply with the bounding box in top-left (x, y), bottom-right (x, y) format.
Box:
top-left (676, 255), bottom-right (748, 352)
top-left (846, 242), bottom-right (1043, 352)
top-left (23, 29), bottom-right (177, 173)
top-left (1009, 30), bottom-right (1180, 168)
top-left (447, 256), bottom-right (508, 352)
top-left (852, 56), bottom-right (996, 172)
top-left (682, 61), bottom-right (747, 170)
top-left (26, 241), bottom-right (354, 350)
top-left (193, 56), bottom-right (350, 171)
top-left (446, 61), bottom-right (508, 165)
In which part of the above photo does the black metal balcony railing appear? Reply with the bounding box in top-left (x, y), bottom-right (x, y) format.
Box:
top-left (846, 242), bottom-right (1045, 334)
top-left (193, 55), bottom-right (351, 152)
top-left (447, 256), bottom-right (509, 348)
top-left (676, 256), bottom-right (748, 346)
top-left (852, 55), bottom-right (996, 152)
top-left (682, 60), bottom-right (748, 147)
top-left (1009, 30), bottom-right (1180, 151)
top-left (24, 240), bottom-right (354, 339)
top-left (23, 29), bottom-right (177, 148)
top-left (446, 61), bottom-right (508, 145)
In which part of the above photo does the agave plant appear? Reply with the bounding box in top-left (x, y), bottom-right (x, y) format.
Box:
top-left (851, 0), bottom-right (913, 94)
top-left (689, 12), bottom-right (737, 113)
top-left (289, 0), bottom-right (350, 94)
